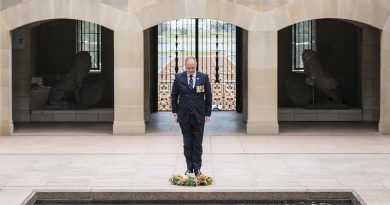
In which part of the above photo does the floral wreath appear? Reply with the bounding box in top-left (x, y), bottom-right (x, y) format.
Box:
top-left (169, 174), bottom-right (214, 186)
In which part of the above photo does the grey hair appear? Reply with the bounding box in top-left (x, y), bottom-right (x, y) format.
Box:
top-left (184, 56), bottom-right (197, 65)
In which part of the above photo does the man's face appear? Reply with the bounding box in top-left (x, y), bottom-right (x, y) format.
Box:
top-left (185, 59), bottom-right (197, 75)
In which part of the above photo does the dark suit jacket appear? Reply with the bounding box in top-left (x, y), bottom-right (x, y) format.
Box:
top-left (171, 71), bottom-right (212, 124)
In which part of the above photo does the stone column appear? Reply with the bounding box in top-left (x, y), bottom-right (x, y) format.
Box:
top-left (113, 29), bottom-right (145, 135)
top-left (246, 30), bottom-right (279, 135)
top-left (380, 30), bottom-right (390, 134)
top-left (361, 28), bottom-right (380, 122)
top-left (0, 20), bottom-right (13, 135)
top-left (143, 29), bottom-right (151, 123)
top-left (241, 29), bottom-right (248, 123)
top-left (12, 28), bottom-right (31, 123)
top-left (380, 27), bottom-right (390, 134)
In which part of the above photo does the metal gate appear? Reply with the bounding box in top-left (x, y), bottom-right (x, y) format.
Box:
top-left (157, 18), bottom-right (237, 111)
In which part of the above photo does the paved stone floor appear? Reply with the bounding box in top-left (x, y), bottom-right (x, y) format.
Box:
top-left (3, 113), bottom-right (390, 205)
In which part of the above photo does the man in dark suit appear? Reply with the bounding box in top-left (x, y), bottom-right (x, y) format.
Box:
top-left (171, 56), bottom-right (212, 176)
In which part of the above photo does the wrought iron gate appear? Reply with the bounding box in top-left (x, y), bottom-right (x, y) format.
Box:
top-left (157, 19), bottom-right (237, 111)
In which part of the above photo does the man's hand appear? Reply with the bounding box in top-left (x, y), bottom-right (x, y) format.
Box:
top-left (205, 116), bottom-right (210, 123)
top-left (173, 113), bottom-right (178, 123)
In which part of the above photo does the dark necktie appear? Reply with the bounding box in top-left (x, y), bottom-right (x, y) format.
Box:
top-left (189, 75), bottom-right (193, 90)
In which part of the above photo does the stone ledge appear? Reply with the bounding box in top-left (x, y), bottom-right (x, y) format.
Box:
top-left (278, 108), bottom-right (363, 122)
top-left (29, 109), bottom-right (114, 122)
top-left (22, 190), bottom-right (365, 205)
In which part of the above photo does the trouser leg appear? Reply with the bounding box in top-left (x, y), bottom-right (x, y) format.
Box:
top-left (191, 116), bottom-right (205, 170)
top-left (179, 121), bottom-right (193, 171)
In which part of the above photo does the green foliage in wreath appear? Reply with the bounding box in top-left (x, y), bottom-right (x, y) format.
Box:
top-left (169, 174), bottom-right (214, 186)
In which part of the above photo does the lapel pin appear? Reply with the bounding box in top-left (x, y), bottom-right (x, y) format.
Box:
top-left (197, 78), bottom-right (199, 80)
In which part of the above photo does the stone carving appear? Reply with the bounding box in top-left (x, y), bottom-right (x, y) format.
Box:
top-left (76, 76), bottom-right (106, 107)
top-left (302, 50), bottom-right (343, 104)
top-left (46, 51), bottom-right (105, 109)
top-left (285, 74), bottom-right (312, 106)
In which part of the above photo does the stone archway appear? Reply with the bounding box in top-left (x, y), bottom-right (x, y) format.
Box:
top-left (134, 0), bottom-right (257, 134)
top-left (243, 0), bottom-right (390, 134)
top-left (0, 0), bottom-right (124, 135)
top-left (133, 0), bottom-right (256, 31)
top-left (253, 0), bottom-right (390, 134)
top-left (277, 18), bottom-right (380, 130)
top-left (142, 18), bottom-right (249, 135)
top-left (11, 19), bottom-right (117, 135)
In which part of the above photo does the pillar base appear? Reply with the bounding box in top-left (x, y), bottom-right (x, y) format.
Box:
top-left (379, 121), bottom-right (390, 135)
top-left (246, 121), bottom-right (279, 135)
top-left (0, 121), bottom-right (13, 136)
top-left (113, 120), bottom-right (145, 135)
top-left (363, 110), bottom-right (379, 122)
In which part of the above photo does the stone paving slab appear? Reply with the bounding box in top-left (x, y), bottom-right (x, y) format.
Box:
top-left (0, 152), bottom-right (390, 204)
top-left (1, 134), bottom-right (390, 154)
top-left (1, 131), bottom-right (390, 204)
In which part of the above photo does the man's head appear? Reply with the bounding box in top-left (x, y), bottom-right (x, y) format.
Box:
top-left (185, 56), bottom-right (197, 75)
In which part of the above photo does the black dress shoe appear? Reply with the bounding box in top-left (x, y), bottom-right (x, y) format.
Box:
top-left (185, 169), bottom-right (193, 175)
top-left (194, 169), bottom-right (202, 176)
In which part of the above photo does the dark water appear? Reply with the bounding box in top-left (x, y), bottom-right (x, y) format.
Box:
top-left (35, 199), bottom-right (353, 205)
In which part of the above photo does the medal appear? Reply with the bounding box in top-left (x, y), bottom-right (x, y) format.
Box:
top-left (196, 85), bottom-right (205, 93)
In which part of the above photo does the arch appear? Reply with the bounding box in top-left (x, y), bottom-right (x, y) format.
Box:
top-left (133, 0), bottom-right (257, 30)
top-left (0, 0), bottom-right (124, 31)
top-left (266, 0), bottom-right (390, 31)
top-left (0, 0), bottom-right (123, 135)
top-left (277, 18), bottom-right (381, 125)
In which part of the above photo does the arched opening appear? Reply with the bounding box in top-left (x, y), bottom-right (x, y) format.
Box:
top-left (277, 18), bottom-right (380, 134)
top-left (12, 19), bottom-right (114, 135)
top-left (144, 18), bottom-right (248, 135)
